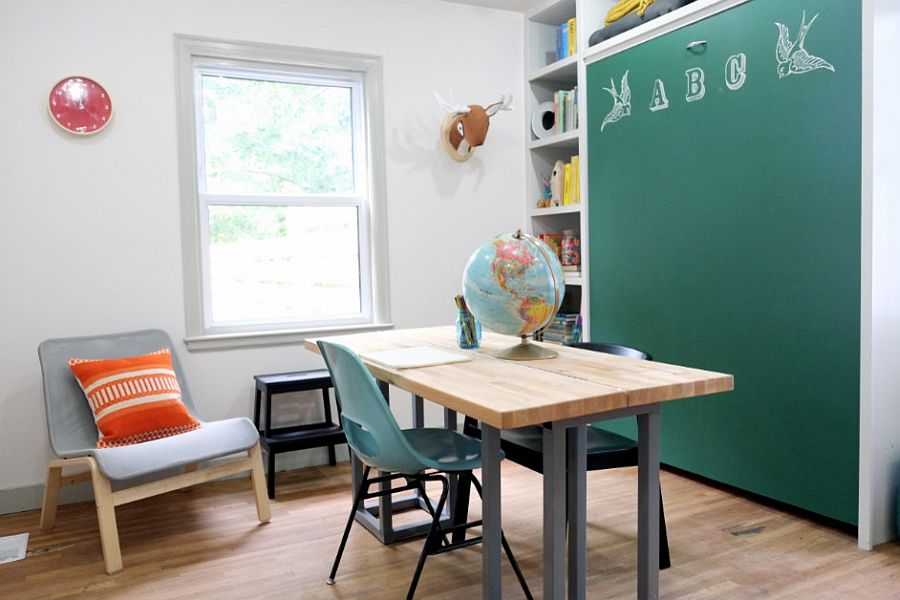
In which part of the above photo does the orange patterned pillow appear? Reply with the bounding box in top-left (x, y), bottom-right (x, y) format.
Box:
top-left (68, 348), bottom-right (201, 448)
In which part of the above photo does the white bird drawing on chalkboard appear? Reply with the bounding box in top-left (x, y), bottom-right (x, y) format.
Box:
top-left (601, 70), bottom-right (631, 132)
top-left (775, 11), bottom-right (835, 78)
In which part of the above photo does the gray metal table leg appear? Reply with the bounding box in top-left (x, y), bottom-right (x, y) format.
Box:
top-left (377, 381), bottom-right (393, 542)
top-left (481, 424), bottom-right (503, 599)
top-left (544, 424), bottom-right (567, 600)
top-left (567, 425), bottom-right (587, 600)
top-left (412, 394), bottom-right (424, 428)
top-left (637, 407), bottom-right (661, 600)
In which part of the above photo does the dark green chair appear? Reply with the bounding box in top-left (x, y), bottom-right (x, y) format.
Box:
top-left (317, 341), bottom-right (532, 599)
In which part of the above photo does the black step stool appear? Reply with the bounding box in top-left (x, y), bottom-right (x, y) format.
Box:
top-left (253, 370), bottom-right (345, 498)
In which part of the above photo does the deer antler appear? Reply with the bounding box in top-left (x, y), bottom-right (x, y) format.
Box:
top-left (434, 91), bottom-right (471, 115)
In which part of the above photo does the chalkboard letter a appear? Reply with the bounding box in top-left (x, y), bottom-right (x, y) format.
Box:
top-left (650, 79), bottom-right (670, 112)
top-left (685, 67), bottom-right (706, 102)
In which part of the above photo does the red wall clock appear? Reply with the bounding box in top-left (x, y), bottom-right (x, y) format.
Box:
top-left (48, 76), bottom-right (113, 135)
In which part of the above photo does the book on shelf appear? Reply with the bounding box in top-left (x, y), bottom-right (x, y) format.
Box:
top-left (567, 18), bottom-right (576, 57)
top-left (572, 155), bottom-right (581, 204)
top-left (557, 22), bottom-right (569, 61)
top-left (536, 312), bottom-right (582, 345)
top-left (562, 265), bottom-right (581, 273)
top-left (553, 86), bottom-right (579, 135)
top-left (549, 155), bottom-right (579, 206)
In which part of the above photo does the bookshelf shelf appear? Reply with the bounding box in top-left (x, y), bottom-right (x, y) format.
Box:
top-left (530, 0), bottom-right (577, 25)
top-left (564, 272), bottom-right (583, 286)
top-left (528, 54), bottom-right (578, 84)
top-left (529, 129), bottom-right (579, 150)
top-left (528, 204), bottom-right (581, 218)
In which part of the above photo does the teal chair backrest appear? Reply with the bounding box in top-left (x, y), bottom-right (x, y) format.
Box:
top-left (317, 341), bottom-right (426, 475)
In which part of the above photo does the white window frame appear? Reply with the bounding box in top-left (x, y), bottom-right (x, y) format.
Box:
top-left (175, 36), bottom-right (391, 350)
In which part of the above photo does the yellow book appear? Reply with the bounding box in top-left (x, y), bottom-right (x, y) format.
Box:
top-left (568, 18), bottom-right (576, 56)
top-left (563, 162), bottom-right (572, 206)
top-left (571, 155), bottom-right (580, 205)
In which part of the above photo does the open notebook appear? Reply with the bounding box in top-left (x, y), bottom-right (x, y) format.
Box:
top-left (361, 346), bottom-right (472, 369)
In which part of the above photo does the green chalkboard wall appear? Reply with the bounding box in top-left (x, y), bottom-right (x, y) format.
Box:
top-left (586, 0), bottom-right (861, 524)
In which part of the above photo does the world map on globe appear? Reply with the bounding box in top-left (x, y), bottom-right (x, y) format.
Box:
top-left (462, 231), bottom-right (565, 337)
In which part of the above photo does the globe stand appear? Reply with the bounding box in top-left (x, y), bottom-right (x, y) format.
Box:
top-left (494, 335), bottom-right (559, 361)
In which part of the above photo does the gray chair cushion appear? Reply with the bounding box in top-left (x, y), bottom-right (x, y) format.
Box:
top-left (87, 417), bottom-right (259, 481)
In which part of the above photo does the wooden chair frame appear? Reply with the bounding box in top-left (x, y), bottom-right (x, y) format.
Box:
top-left (40, 441), bottom-right (271, 574)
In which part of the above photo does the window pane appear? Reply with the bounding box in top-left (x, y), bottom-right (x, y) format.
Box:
top-left (201, 75), bottom-right (354, 194)
top-left (207, 205), bottom-right (362, 324)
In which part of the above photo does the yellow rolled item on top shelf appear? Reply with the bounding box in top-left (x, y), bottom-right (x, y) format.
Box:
top-left (605, 0), bottom-right (656, 24)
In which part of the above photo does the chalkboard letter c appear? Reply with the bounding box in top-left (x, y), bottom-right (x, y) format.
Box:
top-left (725, 53), bottom-right (748, 91)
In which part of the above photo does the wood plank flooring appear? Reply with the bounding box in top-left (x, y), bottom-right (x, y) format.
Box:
top-left (1, 462), bottom-right (898, 599)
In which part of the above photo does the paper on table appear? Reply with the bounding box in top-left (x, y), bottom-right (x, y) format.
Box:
top-left (0, 533), bottom-right (28, 564)
top-left (362, 346), bottom-right (472, 369)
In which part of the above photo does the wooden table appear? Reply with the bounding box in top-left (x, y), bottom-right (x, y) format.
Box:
top-left (306, 326), bottom-right (733, 599)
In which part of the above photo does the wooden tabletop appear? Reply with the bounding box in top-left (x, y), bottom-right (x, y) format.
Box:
top-left (305, 326), bottom-right (733, 429)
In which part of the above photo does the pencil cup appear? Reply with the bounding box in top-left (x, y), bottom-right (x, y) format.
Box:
top-left (456, 310), bottom-right (482, 350)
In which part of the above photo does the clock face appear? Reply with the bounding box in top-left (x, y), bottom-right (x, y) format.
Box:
top-left (49, 76), bottom-right (113, 135)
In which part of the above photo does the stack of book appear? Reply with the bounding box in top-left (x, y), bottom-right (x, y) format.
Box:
top-left (554, 87), bottom-right (578, 134)
top-left (556, 17), bottom-right (577, 61)
top-left (538, 313), bottom-right (582, 345)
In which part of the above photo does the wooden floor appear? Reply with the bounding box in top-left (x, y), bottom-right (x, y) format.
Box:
top-left (2, 462), bottom-right (899, 599)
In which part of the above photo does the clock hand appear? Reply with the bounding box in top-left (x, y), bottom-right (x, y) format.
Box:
top-left (77, 101), bottom-right (101, 122)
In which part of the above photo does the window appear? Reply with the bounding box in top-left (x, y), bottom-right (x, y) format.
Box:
top-left (175, 37), bottom-right (389, 348)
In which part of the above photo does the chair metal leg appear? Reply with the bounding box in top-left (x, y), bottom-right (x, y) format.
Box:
top-left (471, 476), bottom-right (534, 600)
top-left (501, 533), bottom-right (535, 600)
top-left (40, 463), bottom-right (63, 530)
top-left (406, 475), bottom-right (449, 600)
top-left (328, 466), bottom-right (372, 585)
top-left (659, 491), bottom-right (671, 570)
top-left (249, 442), bottom-right (272, 523)
top-left (451, 470), bottom-right (472, 544)
top-left (413, 479), bottom-right (450, 548)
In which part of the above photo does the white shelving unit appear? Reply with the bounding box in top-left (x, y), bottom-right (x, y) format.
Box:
top-left (524, 0), bottom-right (617, 340)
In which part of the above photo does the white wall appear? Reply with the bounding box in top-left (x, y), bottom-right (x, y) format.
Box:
top-left (0, 0), bottom-right (524, 511)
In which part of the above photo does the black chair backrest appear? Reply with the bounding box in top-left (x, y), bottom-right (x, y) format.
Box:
top-left (566, 341), bottom-right (652, 361)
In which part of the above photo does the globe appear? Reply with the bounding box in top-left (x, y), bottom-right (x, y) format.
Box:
top-left (461, 230), bottom-right (565, 360)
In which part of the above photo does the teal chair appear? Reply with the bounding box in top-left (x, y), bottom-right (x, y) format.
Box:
top-left (317, 341), bottom-right (532, 599)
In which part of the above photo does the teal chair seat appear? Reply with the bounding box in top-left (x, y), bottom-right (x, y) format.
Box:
top-left (403, 428), bottom-right (492, 472)
top-left (317, 341), bottom-right (531, 600)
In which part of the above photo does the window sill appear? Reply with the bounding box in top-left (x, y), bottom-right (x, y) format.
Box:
top-left (183, 322), bottom-right (395, 352)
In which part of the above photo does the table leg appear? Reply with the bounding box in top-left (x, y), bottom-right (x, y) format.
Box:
top-left (412, 394), bottom-right (425, 428)
top-left (637, 408), bottom-right (661, 600)
top-left (567, 425), bottom-right (587, 600)
top-left (377, 381), bottom-right (393, 542)
top-left (481, 424), bottom-right (502, 599)
top-left (544, 424), bottom-right (566, 600)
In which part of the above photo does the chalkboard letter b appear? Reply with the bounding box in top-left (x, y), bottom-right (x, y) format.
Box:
top-left (685, 67), bottom-right (706, 102)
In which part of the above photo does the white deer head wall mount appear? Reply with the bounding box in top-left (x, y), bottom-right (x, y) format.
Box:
top-left (435, 92), bottom-right (514, 162)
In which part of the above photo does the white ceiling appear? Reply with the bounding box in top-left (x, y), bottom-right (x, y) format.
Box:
top-left (440, 0), bottom-right (540, 13)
